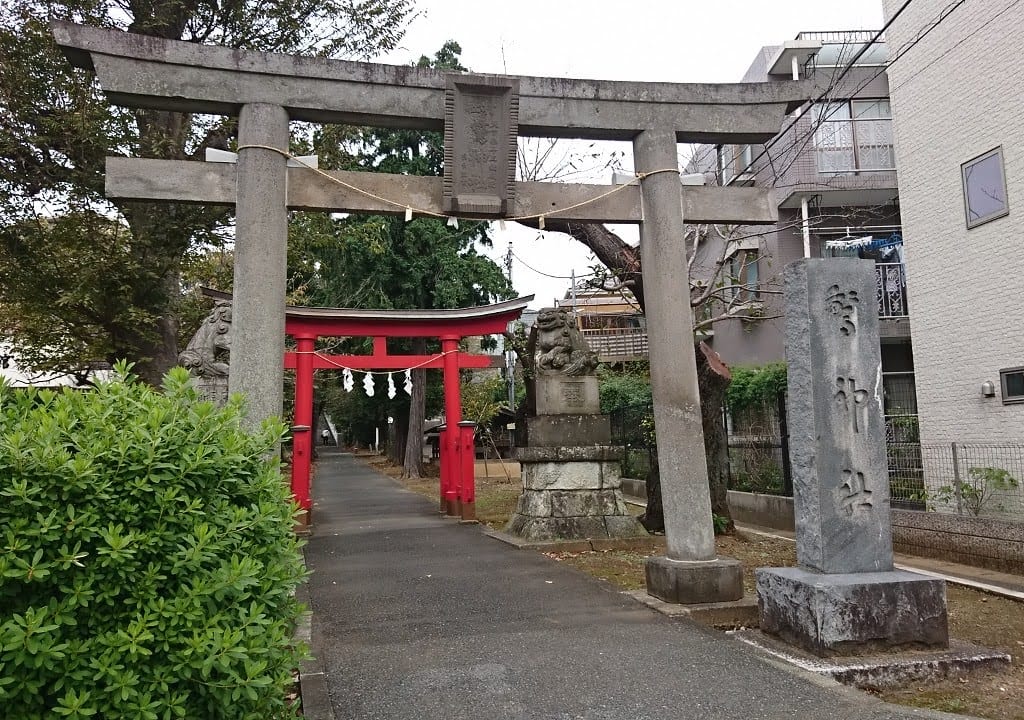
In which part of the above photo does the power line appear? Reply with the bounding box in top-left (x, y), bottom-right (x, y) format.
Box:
top-left (509, 248), bottom-right (597, 281)
top-left (734, 0), bottom-right (917, 183)
top-left (762, 0), bottom-right (974, 182)
top-left (887, 0), bottom-right (1023, 94)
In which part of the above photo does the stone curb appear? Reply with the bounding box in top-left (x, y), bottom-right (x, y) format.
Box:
top-left (296, 553), bottom-right (335, 720)
top-left (732, 629), bottom-right (1011, 691)
top-left (624, 589), bottom-right (759, 628)
top-left (482, 526), bottom-right (665, 553)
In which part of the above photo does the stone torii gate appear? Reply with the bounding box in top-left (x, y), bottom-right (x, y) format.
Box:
top-left (54, 21), bottom-right (807, 604)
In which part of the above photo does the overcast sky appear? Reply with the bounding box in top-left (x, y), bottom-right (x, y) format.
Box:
top-left (376, 1), bottom-right (886, 308)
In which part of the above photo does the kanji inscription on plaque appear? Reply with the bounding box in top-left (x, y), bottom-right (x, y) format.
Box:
top-left (443, 74), bottom-right (519, 216)
top-left (562, 382), bottom-right (585, 407)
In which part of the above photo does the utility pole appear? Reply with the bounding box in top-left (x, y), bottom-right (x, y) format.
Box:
top-left (504, 241), bottom-right (516, 412)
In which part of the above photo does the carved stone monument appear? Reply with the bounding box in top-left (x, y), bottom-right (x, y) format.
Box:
top-left (507, 308), bottom-right (646, 540)
top-left (178, 300), bottom-right (232, 406)
top-left (756, 259), bottom-right (948, 655)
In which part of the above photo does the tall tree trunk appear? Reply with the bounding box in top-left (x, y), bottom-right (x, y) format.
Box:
top-left (546, 220), bottom-right (734, 532)
top-left (389, 409), bottom-right (407, 465)
top-left (639, 449), bottom-right (663, 533)
top-left (698, 342), bottom-right (733, 533)
top-left (403, 339), bottom-right (427, 478)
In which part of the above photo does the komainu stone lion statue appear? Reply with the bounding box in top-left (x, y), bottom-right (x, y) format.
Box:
top-left (529, 307), bottom-right (598, 377)
top-left (178, 300), bottom-right (232, 378)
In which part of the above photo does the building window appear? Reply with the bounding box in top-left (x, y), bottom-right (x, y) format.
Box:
top-left (1000, 366), bottom-right (1024, 405)
top-left (726, 250), bottom-right (760, 303)
top-left (814, 99), bottom-right (894, 173)
top-left (717, 145), bottom-right (733, 186)
top-left (962, 147), bottom-right (1009, 229)
top-left (717, 145), bottom-right (754, 186)
top-left (738, 144), bottom-right (752, 173)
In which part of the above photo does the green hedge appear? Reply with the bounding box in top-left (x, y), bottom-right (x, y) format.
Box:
top-left (0, 365), bottom-right (306, 719)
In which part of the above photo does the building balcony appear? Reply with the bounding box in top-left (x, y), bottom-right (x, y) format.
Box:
top-left (815, 120), bottom-right (895, 175)
top-left (581, 326), bottom-right (649, 363)
top-left (877, 262), bottom-right (909, 319)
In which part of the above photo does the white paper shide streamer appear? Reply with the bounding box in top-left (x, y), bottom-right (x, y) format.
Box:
top-left (362, 372), bottom-right (375, 397)
top-left (342, 368), bottom-right (354, 392)
top-left (387, 373), bottom-right (396, 399)
top-left (403, 369), bottom-right (413, 395)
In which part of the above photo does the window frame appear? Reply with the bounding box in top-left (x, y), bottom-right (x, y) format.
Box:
top-left (813, 97), bottom-right (895, 174)
top-left (961, 146), bottom-right (1009, 229)
top-left (999, 366), bottom-right (1024, 405)
top-left (725, 249), bottom-right (761, 304)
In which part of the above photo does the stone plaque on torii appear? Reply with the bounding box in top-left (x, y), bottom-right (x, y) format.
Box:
top-left (53, 21), bottom-right (808, 604)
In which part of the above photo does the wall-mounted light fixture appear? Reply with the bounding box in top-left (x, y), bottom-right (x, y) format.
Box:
top-left (981, 380), bottom-right (996, 398)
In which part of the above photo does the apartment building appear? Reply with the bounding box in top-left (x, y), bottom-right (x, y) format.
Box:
top-left (688, 30), bottom-right (917, 438)
top-left (883, 0), bottom-right (1024, 445)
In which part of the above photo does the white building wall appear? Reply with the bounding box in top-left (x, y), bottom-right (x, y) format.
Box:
top-left (884, 0), bottom-right (1024, 444)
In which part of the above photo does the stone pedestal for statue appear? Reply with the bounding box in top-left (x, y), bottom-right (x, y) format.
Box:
top-left (507, 310), bottom-right (646, 541)
top-left (757, 260), bottom-right (948, 656)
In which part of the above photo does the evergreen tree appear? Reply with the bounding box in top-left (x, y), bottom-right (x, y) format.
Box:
top-left (0, 0), bottom-right (415, 383)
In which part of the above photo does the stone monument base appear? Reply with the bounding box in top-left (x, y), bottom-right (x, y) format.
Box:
top-left (645, 555), bottom-right (744, 604)
top-left (756, 566), bottom-right (949, 656)
top-left (506, 445), bottom-right (646, 541)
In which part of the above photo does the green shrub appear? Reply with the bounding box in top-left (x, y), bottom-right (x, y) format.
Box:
top-left (0, 364), bottom-right (307, 719)
top-left (726, 362), bottom-right (787, 415)
top-left (598, 366), bottom-right (651, 414)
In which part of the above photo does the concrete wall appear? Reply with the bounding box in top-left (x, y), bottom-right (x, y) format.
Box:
top-left (892, 510), bottom-right (1024, 574)
top-left (727, 490), bottom-right (1024, 573)
top-left (884, 0), bottom-right (1024, 444)
top-left (727, 490), bottom-right (795, 532)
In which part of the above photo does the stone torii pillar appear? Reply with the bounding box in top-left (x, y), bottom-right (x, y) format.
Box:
top-left (233, 104), bottom-right (290, 427)
top-left (636, 129), bottom-right (743, 603)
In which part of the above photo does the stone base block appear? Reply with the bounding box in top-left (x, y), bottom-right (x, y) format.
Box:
top-left (534, 375), bottom-right (599, 415)
top-left (525, 414), bottom-right (611, 446)
top-left (756, 567), bottom-right (949, 657)
top-left (733, 630), bottom-right (1009, 689)
top-left (628, 589), bottom-right (759, 628)
top-left (507, 448), bottom-right (646, 542)
top-left (520, 460), bottom-right (621, 492)
top-left (645, 555), bottom-right (744, 604)
top-left (506, 513), bottom-right (647, 542)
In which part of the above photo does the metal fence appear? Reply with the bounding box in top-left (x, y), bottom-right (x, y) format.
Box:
top-left (610, 402), bottom-right (1024, 520)
top-left (890, 443), bottom-right (1024, 519)
top-left (608, 402), bottom-right (656, 482)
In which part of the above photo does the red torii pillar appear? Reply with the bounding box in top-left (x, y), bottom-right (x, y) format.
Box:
top-left (282, 297), bottom-right (532, 526)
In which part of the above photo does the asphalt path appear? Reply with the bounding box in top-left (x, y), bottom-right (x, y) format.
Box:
top-left (302, 450), bottom-right (962, 720)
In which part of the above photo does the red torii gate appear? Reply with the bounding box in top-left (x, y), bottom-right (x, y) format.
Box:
top-left (282, 297), bottom-right (532, 525)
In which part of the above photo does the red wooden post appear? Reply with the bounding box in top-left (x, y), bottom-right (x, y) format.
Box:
top-left (441, 335), bottom-right (461, 516)
top-left (292, 334), bottom-right (316, 519)
top-left (458, 420), bottom-right (477, 522)
top-left (437, 424), bottom-right (449, 513)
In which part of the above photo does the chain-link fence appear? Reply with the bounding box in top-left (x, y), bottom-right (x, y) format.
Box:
top-left (892, 443), bottom-right (1024, 519)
